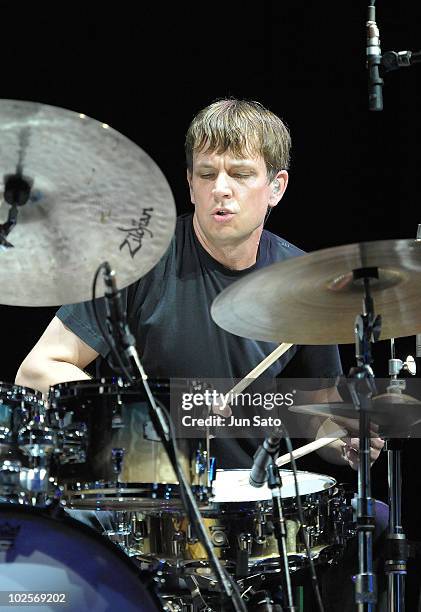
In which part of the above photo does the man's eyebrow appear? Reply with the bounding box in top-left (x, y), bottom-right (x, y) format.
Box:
top-left (195, 160), bottom-right (256, 168)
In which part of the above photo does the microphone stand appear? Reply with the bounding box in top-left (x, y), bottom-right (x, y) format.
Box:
top-left (267, 462), bottom-right (296, 612)
top-left (97, 263), bottom-right (246, 612)
top-left (365, 0), bottom-right (421, 605)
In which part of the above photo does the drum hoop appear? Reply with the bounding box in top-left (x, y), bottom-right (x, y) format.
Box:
top-left (49, 378), bottom-right (170, 400)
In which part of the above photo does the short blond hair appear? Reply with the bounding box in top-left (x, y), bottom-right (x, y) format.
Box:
top-left (185, 98), bottom-right (291, 180)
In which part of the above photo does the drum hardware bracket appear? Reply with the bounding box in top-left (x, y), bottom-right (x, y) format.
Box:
top-left (0, 172), bottom-right (33, 249)
top-left (111, 447), bottom-right (125, 478)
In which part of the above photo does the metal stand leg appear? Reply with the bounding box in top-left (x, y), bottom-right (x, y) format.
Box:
top-left (267, 462), bottom-right (295, 612)
top-left (385, 440), bottom-right (408, 612)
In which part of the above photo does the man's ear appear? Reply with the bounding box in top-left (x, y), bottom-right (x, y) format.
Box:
top-left (187, 169), bottom-right (195, 205)
top-left (268, 170), bottom-right (289, 208)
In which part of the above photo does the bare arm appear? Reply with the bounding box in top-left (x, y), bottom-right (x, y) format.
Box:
top-left (15, 316), bottom-right (99, 395)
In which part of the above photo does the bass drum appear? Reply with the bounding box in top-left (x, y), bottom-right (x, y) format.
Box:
top-left (0, 504), bottom-right (158, 611)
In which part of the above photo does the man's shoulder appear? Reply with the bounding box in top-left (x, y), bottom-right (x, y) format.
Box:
top-left (261, 229), bottom-right (306, 262)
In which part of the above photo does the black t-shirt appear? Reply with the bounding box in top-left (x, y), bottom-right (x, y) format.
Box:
top-left (57, 213), bottom-right (342, 467)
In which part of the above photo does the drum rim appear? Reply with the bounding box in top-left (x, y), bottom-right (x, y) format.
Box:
top-left (0, 382), bottom-right (44, 402)
top-left (213, 467), bottom-right (337, 487)
top-left (49, 377), bottom-right (170, 396)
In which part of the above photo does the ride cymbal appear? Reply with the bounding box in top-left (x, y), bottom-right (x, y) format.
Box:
top-left (0, 99), bottom-right (176, 306)
top-left (211, 239), bottom-right (421, 344)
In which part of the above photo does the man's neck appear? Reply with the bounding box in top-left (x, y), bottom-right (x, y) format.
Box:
top-left (192, 215), bottom-right (263, 271)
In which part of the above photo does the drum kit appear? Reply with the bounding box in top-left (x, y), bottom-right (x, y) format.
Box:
top-left (1, 97), bottom-right (421, 612)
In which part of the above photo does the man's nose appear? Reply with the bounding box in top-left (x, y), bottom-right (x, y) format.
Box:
top-left (212, 173), bottom-right (232, 199)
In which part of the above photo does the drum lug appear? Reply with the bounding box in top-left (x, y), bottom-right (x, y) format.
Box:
top-left (194, 448), bottom-right (207, 477)
top-left (171, 529), bottom-right (185, 557)
top-left (111, 447), bottom-right (125, 478)
top-left (209, 526), bottom-right (229, 547)
top-left (186, 522), bottom-right (198, 544)
top-left (238, 532), bottom-right (252, 554)
top-left (131, 513), bottom-right (148, 542)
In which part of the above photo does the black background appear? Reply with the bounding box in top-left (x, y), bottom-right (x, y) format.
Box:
top-left (0, 1), bottom-right (421, 606)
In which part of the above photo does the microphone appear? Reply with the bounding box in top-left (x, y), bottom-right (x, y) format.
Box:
top-left (103, 261), bottom-right (137, 375)
top-left (366, 4), bottom-right (383, 111)
top-left (249, 436), bottom-right (281, 488)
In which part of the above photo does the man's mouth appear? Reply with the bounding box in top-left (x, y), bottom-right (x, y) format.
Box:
top-left (212, 210), bottom-right (235, 222)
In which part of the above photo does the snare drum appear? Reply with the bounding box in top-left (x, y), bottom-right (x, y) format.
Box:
top-left (0, 503), bottom-right (158, 611)
top-left (50, 379), bottom-right (209, 511)
top-left (109, 468), bottom-right (354, 570)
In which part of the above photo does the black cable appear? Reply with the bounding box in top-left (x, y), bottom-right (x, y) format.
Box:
top-left (91, 263), bottom-right (134, 383)
top-left (279, 422), bottom-right (325, 612)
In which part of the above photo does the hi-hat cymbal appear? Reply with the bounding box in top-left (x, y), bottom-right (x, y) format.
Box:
top-left (0, 99), bottom-right (176, 306)
top-left (289, 393), bottom-right (421, 436)
top-left (211, 239), bottom-right (421, 344)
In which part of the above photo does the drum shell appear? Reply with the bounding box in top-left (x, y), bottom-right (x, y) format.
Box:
top-left (114, 470), bottom-right (354, 565)
top-left (50, 379), bottom-right (208, 509)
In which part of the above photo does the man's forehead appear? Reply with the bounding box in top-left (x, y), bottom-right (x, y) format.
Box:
top-left (193, 148), bottom-right (263, 167)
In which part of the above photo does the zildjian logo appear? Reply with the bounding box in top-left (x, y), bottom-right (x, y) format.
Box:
top-left (118, 208), bottom-right (154, 258)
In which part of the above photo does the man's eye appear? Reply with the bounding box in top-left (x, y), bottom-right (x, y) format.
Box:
top-left (200, 174), bottom-right (215, 179)
top-left (234, 174), bottom-right (251, 178)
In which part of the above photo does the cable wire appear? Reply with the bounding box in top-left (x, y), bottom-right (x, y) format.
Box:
top-left (280, 423), bottom-right (325, 612)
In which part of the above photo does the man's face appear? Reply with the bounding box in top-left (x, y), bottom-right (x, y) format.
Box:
top-left (187, 148), bottom-right (287, 247)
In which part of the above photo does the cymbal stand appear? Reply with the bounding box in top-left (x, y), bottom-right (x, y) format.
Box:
top-left (347, 268), bottom-right (382, 612)
top-left (384, 340), bottom-right (415, 612)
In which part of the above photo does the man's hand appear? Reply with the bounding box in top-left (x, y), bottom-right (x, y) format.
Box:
top-left (341, 436), bottom-right (385, 470)
top-left (337, 415), bottom-right (385, 470)
top-left (314, 415), bottom-right (384, 469)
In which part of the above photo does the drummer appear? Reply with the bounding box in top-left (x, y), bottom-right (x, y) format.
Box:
top-left (15, 97), bottom-right (383, 470)
top-left (15, 98), bottom-right (386, 609)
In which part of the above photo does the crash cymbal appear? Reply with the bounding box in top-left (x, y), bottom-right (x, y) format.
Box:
top-left (289, 393), bottom-right (421, 436)
top-left (0, 99), bottom-right (176, 306)
top-left (211, 239), bottom-right (421, 344)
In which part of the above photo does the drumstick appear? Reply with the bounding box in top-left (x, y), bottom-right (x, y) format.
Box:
top-left (275, 429), bottom-right (347, 467)
top-left (228, 342), bottom-right (293, 399)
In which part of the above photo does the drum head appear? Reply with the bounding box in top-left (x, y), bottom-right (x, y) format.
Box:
top-left (0, 504), bottom-right (158, 611)
top-left (211, 468), bottom-right (336, 503)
